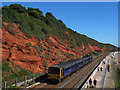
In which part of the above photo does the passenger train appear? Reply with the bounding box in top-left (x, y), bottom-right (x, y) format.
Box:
top-left (47, 55), bottom-right (93, 82)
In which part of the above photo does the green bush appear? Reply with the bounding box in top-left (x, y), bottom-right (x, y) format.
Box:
top-left (28, 7), bottom-right (42, 13)
top-left (25, 34), bottom-right (32, 39)
top-left (19, 68), bottom-right (30, 75)
top-left (26, 42), bottom-right (32, 47)
top-left (27, 9), bottom-right (44, 20)
top-left (9, 4), bottom-right (26, 13)
top-left (10, 72), bottom-right (21, 78)
top-left (3, 41), bottom-right (7, 45)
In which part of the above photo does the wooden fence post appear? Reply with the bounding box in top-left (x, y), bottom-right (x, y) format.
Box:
top-left (15, 78), bottom-right (17, 86)
top-left (24, 75), bottom-right (27, 86)
top-left (4, 81), bottom-right (6, 89)
top-left (32, 73), bottom-right (35, 82)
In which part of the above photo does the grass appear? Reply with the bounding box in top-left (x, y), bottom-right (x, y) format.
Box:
top-left (2, 62), bottom-right (12, 72)
top-left (2, 60), bottom-right (34, 88)
top-left (27, 81), bottom-right (35, 86)
top-left (9, 85), bottom-right (19, 89)
top-left (2, 61), bottom-right (41, 88)
top-left (9, 68), bottom-right (30, 80)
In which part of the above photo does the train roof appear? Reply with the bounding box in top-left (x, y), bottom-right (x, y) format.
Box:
top-left (51, 55), bottom-right (92, 69)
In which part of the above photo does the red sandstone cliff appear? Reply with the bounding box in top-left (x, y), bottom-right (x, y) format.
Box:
top-left (2, 22), bottom-right (108, 73)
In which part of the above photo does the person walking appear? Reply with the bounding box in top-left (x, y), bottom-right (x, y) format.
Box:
top-left (89, 78), bottom-right (92, 87)
top-left (103, 61), bottom-right (105, 64)
top-left (97, 67), bottom-right (99, 71)
top-left (107, 64), bottom-right (110, 72)
top-left (100, 67), bottom-right (102, 71)
top-left (93, 79), bottom-right (97, 88)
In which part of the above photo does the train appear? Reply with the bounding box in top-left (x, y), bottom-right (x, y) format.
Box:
top-left (47, 55), bottom-right (93, 82)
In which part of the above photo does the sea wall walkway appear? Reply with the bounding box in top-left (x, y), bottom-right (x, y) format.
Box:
top-left (82, 52), bottom-right (117, 89)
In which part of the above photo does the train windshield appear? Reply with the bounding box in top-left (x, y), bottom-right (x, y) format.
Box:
top-left (48, 67), bottom-right (60, 74)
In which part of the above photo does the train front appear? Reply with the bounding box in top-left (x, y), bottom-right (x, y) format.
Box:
top-left (48, 66), bottom-right (61, 82)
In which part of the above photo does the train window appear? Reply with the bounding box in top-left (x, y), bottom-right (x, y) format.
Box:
top-left (48, 67), bottom-right (60, 74)
top-left (64, 64), bottom-right (76, 71)
top-left (64, 67), bottom-right (70, 71)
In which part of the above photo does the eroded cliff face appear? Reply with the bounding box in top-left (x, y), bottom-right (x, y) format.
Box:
top-left (2, 22), bottom-right (108, 73)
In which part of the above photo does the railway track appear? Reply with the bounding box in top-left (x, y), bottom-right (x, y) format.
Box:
top-left (33, 53), bottom-right (108, 89)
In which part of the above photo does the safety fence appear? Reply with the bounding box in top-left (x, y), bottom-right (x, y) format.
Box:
top-left (3, 72), bottom-right (42, 88)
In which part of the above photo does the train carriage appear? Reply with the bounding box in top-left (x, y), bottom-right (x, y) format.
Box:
top-left (48, 55), bottom-right (92, 82)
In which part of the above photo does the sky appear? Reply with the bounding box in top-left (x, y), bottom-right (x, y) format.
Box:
top-left (2, 2), bottom-right (118, 47)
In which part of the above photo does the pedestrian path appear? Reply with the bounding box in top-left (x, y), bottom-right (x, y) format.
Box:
top-left (105, 54), bottom-right (116, 88)
top-left (82, 52), bottom-right (117, 89)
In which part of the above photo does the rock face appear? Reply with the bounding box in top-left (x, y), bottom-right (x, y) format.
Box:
top-left (2, 22), bottom-right (43, 73)
top-left (2, 22), bottom-right (115, 73)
